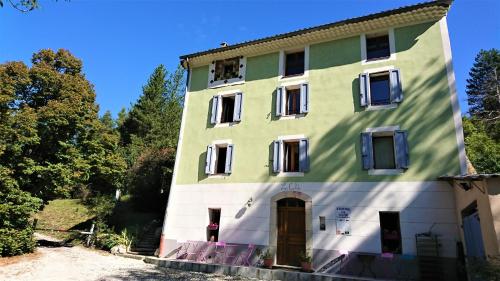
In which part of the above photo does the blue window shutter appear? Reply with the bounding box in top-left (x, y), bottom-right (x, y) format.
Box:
top-left (299, 138), bottom-right (310, 172)
top-left (390, 69), bottom-right (403, 103)
top-left (300, 83), bottom-right (309, 113)
top-left (359, 73), bottom-right (369, 107)
top-left (233, 92), bottom-right (243, 122)
top-left (361, 132), bottom-right (373, 170)
top-left (273, 140), bottom-right (281, 173)
top-left (276, 87), bottom-right (284, 116)
top-left (210, 95), bottom-right (219, 124)
top-left (205, 145), bottom-right (214, 174)
top-left (394, 130), bottom-right (409, 169)
top-left (225, 144), bottom-right (234, 174)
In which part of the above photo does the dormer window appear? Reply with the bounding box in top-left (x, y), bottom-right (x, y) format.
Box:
top-left (208, 57), bottom-right (246, 88)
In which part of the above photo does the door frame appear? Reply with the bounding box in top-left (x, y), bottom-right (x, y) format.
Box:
top-left (269, 191), bottom-right (312, 265)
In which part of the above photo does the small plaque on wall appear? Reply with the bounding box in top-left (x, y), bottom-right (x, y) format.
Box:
top-left (336, 207), bottom-right (351, 235)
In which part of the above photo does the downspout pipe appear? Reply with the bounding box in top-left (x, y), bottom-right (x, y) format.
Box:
top-left (158, 58), bottom-right (190, 257)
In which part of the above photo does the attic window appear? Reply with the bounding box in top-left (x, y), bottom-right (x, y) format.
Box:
top-left (214, 57), bottom-right (239, 81)
top-left (209, 56), bottom-right (246, 88)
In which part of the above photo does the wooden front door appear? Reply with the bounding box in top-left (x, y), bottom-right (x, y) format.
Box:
top-left (277, 198), bottom-right (306, 266)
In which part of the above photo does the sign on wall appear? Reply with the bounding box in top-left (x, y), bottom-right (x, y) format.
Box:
top-left (336, 207), bottom-right (351, 235)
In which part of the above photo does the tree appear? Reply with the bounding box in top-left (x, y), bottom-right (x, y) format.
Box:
top-left (0, 0), bottom-right (38, 12)
top-left (466, 49), bottom-right (500, 140)
top-left (0, 49), bottom-right (126, 200)
top-left (119, 65), bottom-right (184, 210)
top-left (463, 117), bottom-right (500, 174)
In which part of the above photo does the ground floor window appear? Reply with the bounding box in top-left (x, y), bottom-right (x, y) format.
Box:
top-left (207, 208), bottom-right (221, 242)
top-left (379, 211), bottom-right (402, 254)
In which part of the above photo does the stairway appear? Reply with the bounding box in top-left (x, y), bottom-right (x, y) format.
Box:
top-left (128, 221), bottom-right (161, 256)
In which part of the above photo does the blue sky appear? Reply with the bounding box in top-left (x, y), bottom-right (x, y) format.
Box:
top-left (1, 0), bottom-right (499, 117)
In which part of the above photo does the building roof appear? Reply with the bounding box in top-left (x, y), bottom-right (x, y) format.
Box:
top-left (438, 174), bottom-right (500, 181)
top-left (180, 0), bottom-right (452, 67)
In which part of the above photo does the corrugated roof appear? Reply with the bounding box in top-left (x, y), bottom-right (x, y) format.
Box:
top-left (179, 0), bottom-right (452, 62)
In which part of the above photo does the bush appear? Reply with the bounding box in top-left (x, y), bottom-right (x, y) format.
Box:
top-left (0, 228), bottom-right (37, 257)
top-left (94, 228), bottom-right (135, 251)
top-left (469, 256), bottom-right (500, 281)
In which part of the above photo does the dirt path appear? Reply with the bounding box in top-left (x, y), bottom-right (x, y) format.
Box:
top-left (0, 245), bottom-right (253, 281)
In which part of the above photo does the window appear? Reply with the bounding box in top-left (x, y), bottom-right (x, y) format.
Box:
top-left (284, 141), bottom-right (300, 172)
top-left (276, 83), bottom-right (309, 117)
top-left (379, 212), bottom-right (402, 254)
top-left (319, 216), bottom-right (326, 231)
top-left (273, 137), bottom-right (309, 174)
top-left (220, 96), bottom-right (235, 123)
top-left (361, 128), bottom-right (409, 173)
top-left (285, 51), bottom-right (305, 77)
top-left (286, 89), bottom-right (301, 115)
top-left (369, 73), bottom-right (390, 106)
top-left (210, 92), bottom-right (243, 125)
top-left (207, 208), bottom-right (221, 242)
top-left (205, 143), bottom-right (234, 175)
top-left (366, 35), bottom-right (390, 61)
top-left (372, 136), bottom-right (396, 169)
top-left (361, 29), bottom-right (395, 64)
top-left (208, 56), bottom-right (246, 87)
top-left (359, 69), bottom-right (402, 108)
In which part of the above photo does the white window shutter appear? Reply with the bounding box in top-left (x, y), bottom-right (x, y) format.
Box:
top-left (300, 83), bottom-right (309, 114)
top-left (390, 69), bottom-right (403, 103)
top-left (225, 144), bottom-right (234, 174)
top-left (394, 130), bottom-right (409, 169)
top-left (361, 132), bottom-right (373, 170)
top-left (276, 87), bottom-right (285, 116)
top-left (233, 92), bottom-right (243, 122)
top-left (273, 140), bottom-right (281, 173)
top-left (359, 73), bottom-right (369, 107)
top-left (299, 138), bottom-right (310, 172)
top-left (210, 95), bottom-right (219, 124)
top-left (205, 145), bottom-right (215, 174)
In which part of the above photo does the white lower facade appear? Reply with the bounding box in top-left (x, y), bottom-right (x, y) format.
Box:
top-left (163, 181), bottom-right (459, 258)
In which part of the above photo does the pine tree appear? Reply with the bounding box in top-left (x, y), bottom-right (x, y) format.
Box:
top-left (466, 49), bottom-right (500, 140)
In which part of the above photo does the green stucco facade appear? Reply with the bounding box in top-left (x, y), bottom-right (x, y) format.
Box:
top-left (176, 20), bottom-right (461, 185)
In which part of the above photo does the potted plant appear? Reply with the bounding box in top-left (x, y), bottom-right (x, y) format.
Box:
top-left (299, 251), bottom-right (313, 272)
top-left (260, 248), bottom-right (273, 268)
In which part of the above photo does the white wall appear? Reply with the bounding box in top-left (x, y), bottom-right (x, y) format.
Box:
top-left (164, 181), bottom-right (460, 257)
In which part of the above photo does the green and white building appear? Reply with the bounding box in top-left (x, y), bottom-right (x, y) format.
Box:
top-left (160, 0), bottom-right (465, 272)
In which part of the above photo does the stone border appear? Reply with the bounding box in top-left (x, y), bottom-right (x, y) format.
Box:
top-left (141, 257), bottom-right (386, 281)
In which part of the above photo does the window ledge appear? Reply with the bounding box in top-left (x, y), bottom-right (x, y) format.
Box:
top-left (361, 55), bottom-right (396, 65)
top-left (278, 72), bottom-right (308, 81)
top-left (366, 103), bottom-right (398, 111)
top-left (277, 172), bottom-right (304, 177)
top-left (214, 122), bottom-right (239, 128)
top-left (368, 169), bottom-right (403, 176)
top-left (208, 80), bottom-right (245, 89)
top-left (279, 114), bottom-right (306, 120)
top-left (208, 174), bottom-right (230, 178)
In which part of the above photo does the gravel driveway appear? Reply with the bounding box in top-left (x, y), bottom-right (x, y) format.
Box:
top-left (0, 245), bottom-right (254, 281)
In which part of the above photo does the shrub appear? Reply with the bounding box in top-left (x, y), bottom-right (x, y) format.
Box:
top-left (0, 228), bottom-right (37, 257)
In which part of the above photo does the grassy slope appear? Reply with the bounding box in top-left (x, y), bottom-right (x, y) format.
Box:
top-left (34, 199), bottom-right (94, 240)
top-left (35, 197), bottom-right (161, 241)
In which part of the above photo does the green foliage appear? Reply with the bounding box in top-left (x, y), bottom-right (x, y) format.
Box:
top-left (466, 49), bottom-right (500, 140)
top-left (0, 49), bottom-right (126, 200)
top-left (298, 251), bottom-right (312, 263)
top-left (463, 117), bottom-right (500, 173)
top-left (127, 148), bottom-right (175, 212)
top-left (94, 228), bottom-right (135, 251)
top-left (118, 65), bottom-right (184, 211)
top-left (0, 228), bottom-right (37, 257)
top-left (0, 169), bottom-right (42, 256)
top-left (469, 256), bottom-right (500, 281)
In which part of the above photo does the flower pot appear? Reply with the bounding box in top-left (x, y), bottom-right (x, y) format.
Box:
top-left (301, 261), bottom-right (312, 272)
top-left (263, 258), bottom-right (273, 268)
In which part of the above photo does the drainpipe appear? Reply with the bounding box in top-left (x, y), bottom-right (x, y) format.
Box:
top-left (158, 58), bottom-right (190, 258)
